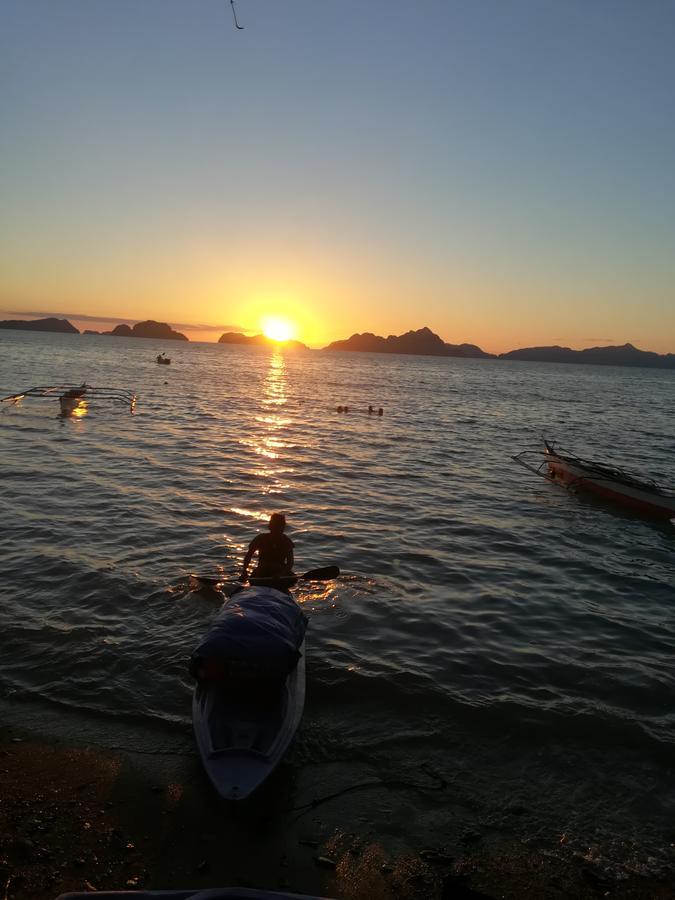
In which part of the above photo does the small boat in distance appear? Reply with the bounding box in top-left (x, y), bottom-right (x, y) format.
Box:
top-left (1, 384), bottom-right (137, 415)
top-left (156, 353), bottom-right (171, 365)
top-left (514, 441), bottom-right (675, 521)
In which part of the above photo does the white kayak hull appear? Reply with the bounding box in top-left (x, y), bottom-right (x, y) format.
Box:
top-left (192, 639), bottom-right (306, 801)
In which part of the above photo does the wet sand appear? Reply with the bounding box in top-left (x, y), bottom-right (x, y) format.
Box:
top-left (1, 720), bottom-right (674, 900)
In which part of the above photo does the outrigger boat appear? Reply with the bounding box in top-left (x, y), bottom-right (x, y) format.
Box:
top-left (1, 384), bottom-right (137, 415)
top-left (514, 440), bottom-right (675, 520)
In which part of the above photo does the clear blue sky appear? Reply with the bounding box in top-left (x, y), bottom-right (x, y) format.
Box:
top-left (2, 0), bottom-right (674, 349)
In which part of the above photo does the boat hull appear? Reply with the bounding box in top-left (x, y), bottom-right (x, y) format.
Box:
top-left (59, 396), bottom-right (85, 411)
top-left (545, 448), bottom-right (675, 520)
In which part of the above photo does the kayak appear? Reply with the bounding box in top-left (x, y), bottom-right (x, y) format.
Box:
top-left (191, 587), bottom-right (307, 801)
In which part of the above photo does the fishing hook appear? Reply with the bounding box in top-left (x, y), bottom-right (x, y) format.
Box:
top-left (230, 0), bottom-right (244, 30)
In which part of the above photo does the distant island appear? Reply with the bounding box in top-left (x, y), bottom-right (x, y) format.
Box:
top-left (0, 317), bottom-right (187, 340)
top-left (218, 332), bottom-right (309, 351)
top-left (107, 320), bottom-right (188, 341)
top-left (325, 327), bottom-right (493, 359)
top-left (0, 317), bottom-right (79, 334)
top-left (499, 342), bottom-right (675, 369)
top-left (324, 327), bottom-right (675, 370)
top-left (2, 316), bottom-right (674, 370)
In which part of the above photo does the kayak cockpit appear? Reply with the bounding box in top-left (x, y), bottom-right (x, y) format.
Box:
top-left (192, 640), bottom-right (306, 800)
top-left (198, 680), bottom-right (292, 758)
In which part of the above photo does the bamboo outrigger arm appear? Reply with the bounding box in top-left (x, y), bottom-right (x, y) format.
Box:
top-left (1, 384), bottom-right (137, 410)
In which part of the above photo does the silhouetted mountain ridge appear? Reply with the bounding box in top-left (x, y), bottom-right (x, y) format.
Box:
top-left (325, 327), bottom-right (493, 358)
top-left (499, 342), bottom-right (675, 368)
top-left (2, 317), bottom-right (673, 369)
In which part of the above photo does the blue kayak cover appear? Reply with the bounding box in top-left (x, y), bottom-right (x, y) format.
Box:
top-left (191, 587), bottom-right (307, 673)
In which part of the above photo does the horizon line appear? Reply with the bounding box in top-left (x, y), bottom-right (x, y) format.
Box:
top-left (1, 311), bottom-right (674, 357)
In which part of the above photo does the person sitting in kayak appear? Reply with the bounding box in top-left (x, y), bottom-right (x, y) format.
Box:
top-left (240, 513), bottom-right (294, 582)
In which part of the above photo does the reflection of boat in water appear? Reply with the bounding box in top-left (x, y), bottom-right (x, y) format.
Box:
top-left (514, 440), bottom-right (675, 520)
top-left (156, 354), bottom-right (171, 365)
top-left (1, 384), bottom-right (137, 416)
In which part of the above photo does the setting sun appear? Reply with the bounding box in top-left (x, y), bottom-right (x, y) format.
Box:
top-left (262, 317), bottom-right (295, 343)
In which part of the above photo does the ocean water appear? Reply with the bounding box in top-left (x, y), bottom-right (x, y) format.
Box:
top-left (2, 329), bottom-right (674, 872)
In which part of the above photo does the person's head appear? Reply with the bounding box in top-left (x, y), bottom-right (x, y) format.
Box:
top-left (268, 512), bottom-right (286, 534)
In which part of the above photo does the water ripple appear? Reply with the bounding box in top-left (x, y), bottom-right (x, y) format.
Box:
top-left (1, 331), bottom-right (675, 757)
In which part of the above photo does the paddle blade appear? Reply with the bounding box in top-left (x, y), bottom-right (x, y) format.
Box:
top-left (190, 573), bottom-right (224, 588)
top-left (300, 565), bottom-right (340, 581)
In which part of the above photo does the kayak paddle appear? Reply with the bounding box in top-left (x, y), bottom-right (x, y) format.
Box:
top-left (191, 565), bottom-right (339, 588)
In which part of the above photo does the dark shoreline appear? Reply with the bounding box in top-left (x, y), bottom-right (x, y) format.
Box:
top-left (1, 713), bottom-right (674, 900)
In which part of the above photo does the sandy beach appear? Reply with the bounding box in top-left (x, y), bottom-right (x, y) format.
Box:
top-left (2, 711), bottom-right (674, 900)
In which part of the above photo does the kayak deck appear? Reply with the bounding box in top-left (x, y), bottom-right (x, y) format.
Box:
top-left (192, 641), bottom-right (306, 800)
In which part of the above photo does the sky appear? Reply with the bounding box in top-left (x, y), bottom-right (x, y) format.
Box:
top-left (2, 0), bottom-right (675, 351)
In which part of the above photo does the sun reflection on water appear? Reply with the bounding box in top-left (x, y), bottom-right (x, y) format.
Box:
top-left (234, 350), bottom-right (294, 505)
top-left (263, 350), bottom-right (287, 407)
top-left (229, 507), bottom-right (270, 522)
top-left (257, 351), bottom-right (293, 495)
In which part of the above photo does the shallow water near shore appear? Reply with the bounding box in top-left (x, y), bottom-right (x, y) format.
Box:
top-left (1, 329), bottom-right (675, 886)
